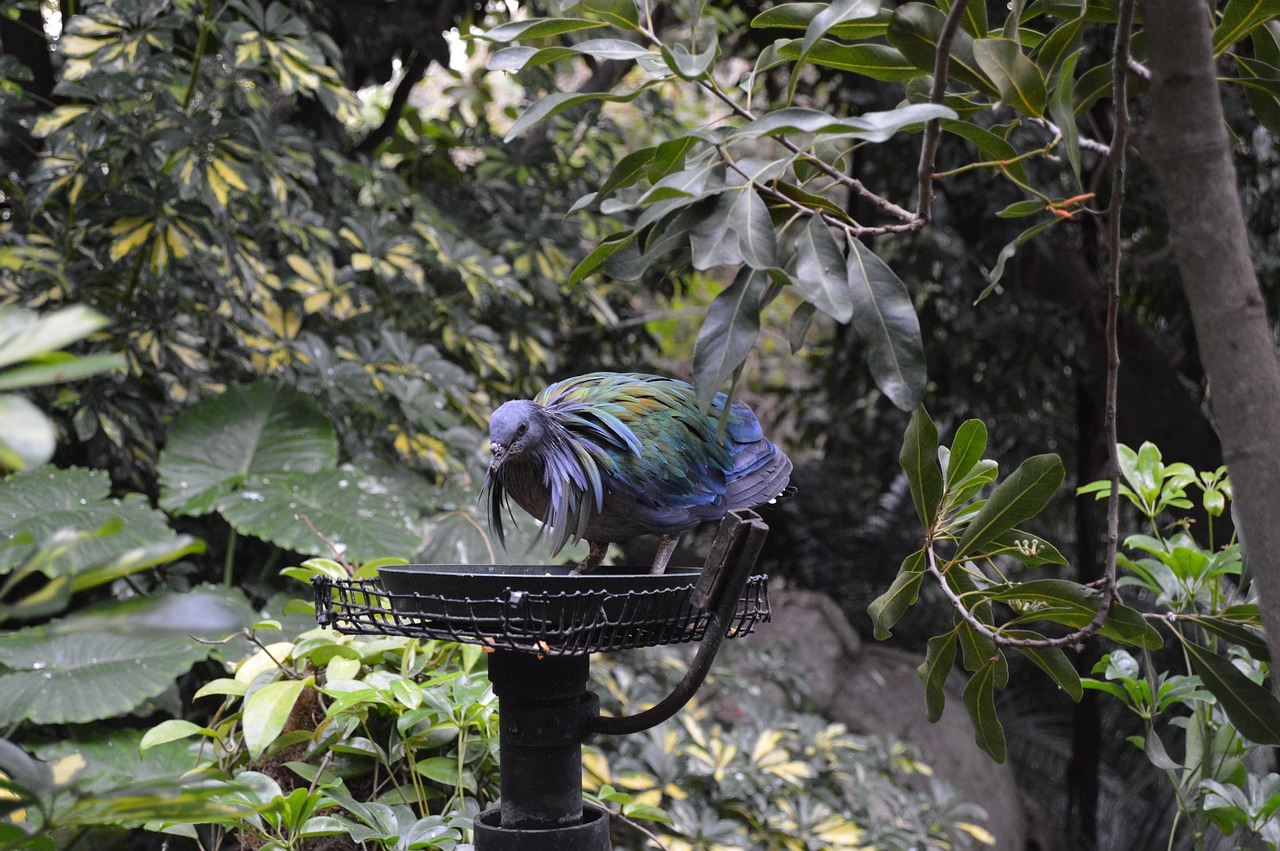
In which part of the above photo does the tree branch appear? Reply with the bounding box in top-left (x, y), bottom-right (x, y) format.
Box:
top-left (354, 50), bottom-right (431, 156)
top-left (916, 0), bottom-right (970, 225)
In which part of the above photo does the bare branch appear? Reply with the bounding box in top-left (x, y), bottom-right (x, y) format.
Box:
top-left (915, 0), bottom-right (971, 224)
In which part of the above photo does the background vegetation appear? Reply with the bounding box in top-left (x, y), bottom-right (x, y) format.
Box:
top-left (2, 0), bottom-right (1279, 849)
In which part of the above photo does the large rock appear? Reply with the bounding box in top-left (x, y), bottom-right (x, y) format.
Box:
top-left (750, 588), bottom-right (1032, 850)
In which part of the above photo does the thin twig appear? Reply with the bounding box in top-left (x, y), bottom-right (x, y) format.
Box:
top-left (1031, 117), bottom-right (1112, 156)
top-left (916, 0), bottom-right (971, 224)
top-left (300, 513), bottom-right (355, 575)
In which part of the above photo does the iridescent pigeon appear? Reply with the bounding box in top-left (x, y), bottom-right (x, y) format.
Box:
top-left (482, 372), bottom-right (792, 574)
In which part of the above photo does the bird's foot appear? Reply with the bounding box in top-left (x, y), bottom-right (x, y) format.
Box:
top-left (649, 534), bottom-right (678, 575)
top-left (569, 541), bottom-right (609, 576)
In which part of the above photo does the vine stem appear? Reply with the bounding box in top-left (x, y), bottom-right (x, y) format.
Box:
top-left (182, 0), bottom-right (216, 111)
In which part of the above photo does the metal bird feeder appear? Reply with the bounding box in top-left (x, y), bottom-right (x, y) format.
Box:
top-left (312, 508), bottom-right (771, 850)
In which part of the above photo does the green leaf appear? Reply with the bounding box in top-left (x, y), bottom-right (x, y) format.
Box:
top-left (1007, 633), bottom-right (1083, 700)
top-left (794, 216), bottom-right (853, 323)
top-left (480, 18), bottom-right (607, 43)
top-left (789, 301), bottom-right (817, 353)
top-left (1072, 62), bottom-right (1112, 115)
top-left (777, 40), bottom-right (922, 82)
top-left (568, 231), bottom-right (640, 286)
top-left (751, 3), bottom-right (892, 40)
top-left (503, 85), bottom-right (653, 142)
top-left (980, 219), bottom-right (1059, 296)
top-left (954, 454), bottom-right (1063, 559)
top-left (690, 185), bottom-right (777, 271)
top-left (1183, 614), bottom-right (1271, 663)
top-left (945, 419), bottom-right (988, 485)
top-left (215, 468), bottom-right (422, 563)
top-left (0, 305), bottom-right (110, 371)
top-left (1179, 637), bottom-right (1280, 745)
top-left (243, 679), bottom-right (310, 760)
top-left (940, 0), bottom-right (988, 37)
top-left (787, 0), bottom-right (882, 98)
top-left (962, 658), bottom-right (1008, 762)
top-left (0, 352), bottom-right (125, 392)
top-left (868, 550), bottom-right (926, 640)
top-left (846, 238), bottom-right (925, 411)
top-left (692, 268), bottom-right (767, 410)
top-left (0, 630), bottom-right (210, 724)
top-left (0, 395), bottom-right (56, 472)
top-left (157, 380), bottom-right (338, 516)
top-left (973, 37), bottom-right (1048, 117)
top-left (987, 528), bottom-right (1068, 567)
top-left (0, 466), bottom-right (180, 576)
top-left (887, 3), bottom-right (999, 97)
top-left (1032, 9), bottom-right (1085, 80)
top-left (572, 0), bottom-right (640, 29)
top-left (1212, 0), bottom-right (1280, 57)
top-left (661, 38), bottom-right (719, 80)
top-left (900, 406), bottom-right (943, 528)
top-left (918, 628), bottom-right (958, 721)
top-left (140, 720), bottom-right (207, 751)
top-left (732, 103), bottom-right (956, 144)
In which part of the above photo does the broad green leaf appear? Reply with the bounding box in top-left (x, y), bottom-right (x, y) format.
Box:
top-left (1181, 637), bottom-right (1280, 745)
top-left (692, 268), bottom-right (767, 410)
top-left (1032, 9), bottom-right (1085, 79)
top-left (846, 238), bottom-right (925, 411)
top-left (594, 146), bottom-right (660, 203)
top-left (0, 395), bottom-right (55, 472)
top-left (1072, 62), bottom-right (1112, 114)
top-left (504, 85), bottom-right (654, 142)
top-left (939, 0), bottom-right (988, 36)
top-left (794, 216), bottom-right (853, 323)
top-left (954, 454), bottom-right (1063, 559)
top-left (139, 720), bottom-right (207, 751)
top-left (962, 659), bottom-right (1008, 762)
top-left (945, 419), bottom-right (987, 485)
top-left (973, 37), bottom-right (1047, 117)
top-left (572, 0), bottom-right (640, 29)
top-left (776, 40), bottom-right (922, 82)
top-left (1183, 614), bottom-right (1271, 662)
top-left (900, 406), bottom-right (943, 528)
top-left (243, 678), bottom-right (310, 760)
top-left (1007, 632), bottom-right (1083, 700)
top-left (1232, 51), bottom-right (1280, 136)
top-left (732, 103), bottom-right (955, 144)
top-left (918, 628), bottom-right (958, 721)
top-left (887, 4), bottom-right (999, 96)
top-left (0, 305), bottom-right (110, 371)
top-left (157, 381), bottom-right (337, 515)
top-left (997, 200), bottom-right (1047, 219)
top-left (568, 231), bottom-right (640, 286)
top-left (690, 183), bottom-right (776, 270)
top-left (751, 3), bottom-right (893, 40)
top-left (70, 535), bottom-right (206, 593)
top-left (868, 550), bottom-right (926, 639)
top-left (215, 468), bottom-right (422, 563)
top-left (788, 0), bottom-right (883, 98)
top-left (487, 45), bottom-right (579, 72)
top-left (0, 352), bottom-right (125, 392)
top-left (987, 528), bottom-right (1068, 567)
top-left (480, 18), bottom-right (606, 43)
top-left (0, 466), bottom-right (180, 576)
top-left (0, 631), bottom-right (210, 724)
top-left (661, 38), bottom-right (719, 80)
top-left (789, 301), bottom-right (817, 353)
top-left (1212, 0), bottom-right (1280, 57)
top-left (773, 181), bottom-right (857, 223)
top-left (52, 589), bottom-right (246, 639)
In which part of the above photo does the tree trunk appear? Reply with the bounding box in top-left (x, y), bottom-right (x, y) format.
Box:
top-left (1143, 1), bottom-right (1280, 668)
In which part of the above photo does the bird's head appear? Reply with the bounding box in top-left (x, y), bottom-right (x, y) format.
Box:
top-left (488, 399), bottom-right (547, 471)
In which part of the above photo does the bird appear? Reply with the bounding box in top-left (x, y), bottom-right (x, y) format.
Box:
top-left (482, 371), bottom-right (792, 575)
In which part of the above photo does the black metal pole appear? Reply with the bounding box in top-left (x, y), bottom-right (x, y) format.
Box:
top-left (475, 651), bottom-right (611, 850)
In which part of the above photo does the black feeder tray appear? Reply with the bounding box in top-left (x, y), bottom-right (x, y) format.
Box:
top-left (312, 509), bottom-right (771, 851)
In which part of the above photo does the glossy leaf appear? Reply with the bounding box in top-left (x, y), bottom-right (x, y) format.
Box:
top-left (846, 238), bottom-right (925, 411)
top-left (661, 38), bottom-right (719, 80)
top-left (900, 406), bottom-right (943, 528)
top-left (0, 305), bottom-right (110, 371)
top-left (788, 301), bottom-right (817, 353)
top-left (573, 0), bottom-right (640, 30)
top-left (1180, 637), bottom-right (1280, 745)
top-left (945, 420), bottom-right (988, 485)
top-left (954, 454), bottom-right (1064, 559)
top-left (0, 395), bottom-right (55, 472)
top-left (793, 216), bottom-right (853, 323)
top-left (243, 679), bottom-right (310, 760)
top-left (1212, 0), bottom-right (1280, 57)
top-left (962, 658), bottom-right (1008, 762)
top-left (1007, 632), bottom-right (1083, 700)
top-left (480, 18), bottom-right (606, 43)
top-left (887, 4), bottom-right (999, 96)
top-left (733, 103), bottom-right (956, 144)
top-left (504, 85), bottom-right (654, 142)
top-left (1032, 9), bottom-right (1085, 79)
top-left (751, 3), bottom-right (893, 40)
top-left (868, 550), bottom-right (926, 640)
top-left (158, 381), bottom-right (337, 516)
top-left (1073, 62), bottom-right (1112, 114)
top-left (692, 268), bottom-right (767, 409)
top-left (973, 37), bottom-right (1047, 117)
top-left (0, 631), bottom-right (210, 724)
top-left (940, 0), bottom-right (989, 37)
top-left (567, 231), bottom-right (639, 286)
top-left (777, 40), bottom-right (922, 82)
top-left (788, 0), bottom-right (882, 97)
top-left (918, 628), bottom-right (959, 722)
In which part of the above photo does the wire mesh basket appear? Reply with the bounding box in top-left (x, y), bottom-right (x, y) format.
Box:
top-left (312, 566), bottom-right (770, 656)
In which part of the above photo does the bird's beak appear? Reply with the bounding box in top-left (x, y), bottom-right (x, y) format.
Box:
top-left (489, 441), bottom-right (505, 470)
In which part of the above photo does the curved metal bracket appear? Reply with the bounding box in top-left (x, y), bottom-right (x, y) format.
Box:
top-left (591, 509), bottom-right (768, 736)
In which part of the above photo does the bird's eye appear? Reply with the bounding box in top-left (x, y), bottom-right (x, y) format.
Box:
top-left (515, 423), bottom-right (527, 437)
